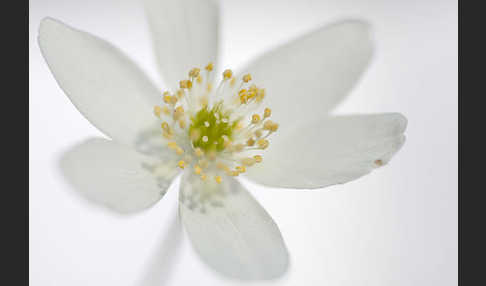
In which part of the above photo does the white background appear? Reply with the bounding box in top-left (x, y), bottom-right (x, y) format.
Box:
top-left (29, 0), bottom-right (457, 285)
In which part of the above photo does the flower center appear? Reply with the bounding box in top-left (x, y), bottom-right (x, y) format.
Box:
top-left (152, 63), bottom-right (278, 184)
top-left (188, 102), bottom-right (236, 153)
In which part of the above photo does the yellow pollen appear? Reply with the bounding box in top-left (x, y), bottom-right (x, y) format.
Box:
top-left (196, 75), bottom-right (203, 84)
top-left (234, 143), bottom-right (245, 152)
top-left (216, 162), bottom-right (229, 171)
top-left (194, 165), bottom-right (202, 175)
top-left (214, 175), bottom-right (222, 184)
top-left (163, 94), bottom-right (172, 104)
top-left (162, 106), bottom-right (171, 115)
top-left (247, 138), bottom-right (255, 146)
top-left (175, 147), bottom-right (184, 155)
top-left (200, 174), bottom-right (207, 181)
top-left (180, 80), bottom-right (192, 89)
top-left (177, 160), bottom-right (186, 169)
top-left (257, 139), bottom-right (269, 149)
top-left (241, 157), bottom-right (255, 166)
top-left (179, 119), bottom-right (186, 129)
top-left (254, 155), bottom-right (263, 163)
top-left (227, 170), bottom-right (239, 177)
top-left (251, 114), bottom-right (261, 124)
top-left (205, 62), bottom-right (214, 71)
top-left (173, 106), bottom-right (185, 120)
top-left (161, 122), bottom-right (170, 132)
top-left (167, 141), bottom-right (178, 149)
top-left (243, 74), bottom-right (252, 83)
top-left (256, 89), bottom-right (265, 102)
top-left (188, 67), bottom-right (200, 78)
top-left (153, 106), bottom-right (162, 118)
top-left (255, 129), bottom-right (263, 138)
top-left (264, 108), bottom-right (272, 118)
top-left (223, 69), bottom-right (233, 80)
top-left (236, 165), bottom-right (246, 173)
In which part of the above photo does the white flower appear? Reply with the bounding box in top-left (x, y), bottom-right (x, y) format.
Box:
top-left (38, 0), bottom-right (407, 281)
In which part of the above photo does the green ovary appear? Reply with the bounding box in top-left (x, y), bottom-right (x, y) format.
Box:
top-left (189, 103), bottom-right (238, 153)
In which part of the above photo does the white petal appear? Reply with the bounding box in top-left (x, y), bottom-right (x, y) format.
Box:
top-left (38, 18), bottom-right (161, 146)
top-left (237, 20), bottom-right (373, 126)
top-left (144, 0), bottom-right (219, 89)
top-left (245, 113), bottom-right (407, 189)
top-left (60, 138), bottom-right (179, 213)
top-left (178, 171), bottom-right (288, 280)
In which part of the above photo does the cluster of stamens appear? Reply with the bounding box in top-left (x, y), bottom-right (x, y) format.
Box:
top-left (153, 63), bottom-right (278, 184)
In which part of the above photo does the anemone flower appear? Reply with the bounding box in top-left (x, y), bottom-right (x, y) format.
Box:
top-left (38, 0), bottom-right (407, 280)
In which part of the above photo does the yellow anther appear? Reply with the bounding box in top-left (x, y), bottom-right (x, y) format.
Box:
top-left (179, 119), bottom-right (186, 129)
top-left (170, 96), bottom-right (178, 105)
top-left (236, 165), bottom-right (246, 173)
top-left (167, 141), bottom-right (178, 149)
top-left (243, 74), bottom-right (252, 83)
top-left (162, 106), bottom-right (171, 115)
top-left (251, 114), bottom-right (261, 124)
top-left (227, 170), bottom-right (239, 177)
top-left (196, 75), bottom-right (203, 84)
top-left (263, 120), bottom-right (275, 131)
top-left (175, 147), bottom-right (184, 155)
top-left (205, 62), bottom-right (214, 71)
top-left (262, 120), bottom-right (279, 132)
top-left (194, 165), bottom-right (202, 175)
top-left (254, 155), bottom-right (263, 163)
top-left (257, 139), bottom-right (269, 149)
top-left (194, 147), bottom-right (204, 157)
top-left (264, 108), bottom-right (271, 118)
top-left (174, 105), bottom-right (184, 115)
top-left (239, 89), bottom-right (248, 104)
top-left (200, 174), bottom-right (207, 181)
top-left (246, 138), bottom-right (255, 146)
top-left (216, 162), bottom-right (229, 171)
top-left (179, 80), bottom-right (192, 89)
top-left (223, 69), bottom-right (233, 80)
top-left (234, 143), bottom-right (245, 152)
top-left (256, 89), bottom-right (266, 102)
top-left (162, 132), bottom-right (173, 139)
top-left (270, 122), bottom-right (279, 132)
top-left (241, 157), bottom-right (256, 166)
top-left (163, 94), bottom-right (172, 104)
top-left (176, 89), bottom-right (184, 99)
top-left (214, 175), bottom-right (222, 184)
top-left (177, 160), bottom-right (186, 169)
top-left (189, 67), bottom-right (200, 78)
top-left (154, 106), bottom-right (162, 118)
top-left (161, 122), bottom-right (171, 132)
top-left (254, 129), bottom-right (263, 138)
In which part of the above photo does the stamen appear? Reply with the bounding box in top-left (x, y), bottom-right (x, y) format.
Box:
top-left (152, 63), bottom-right (277, 182)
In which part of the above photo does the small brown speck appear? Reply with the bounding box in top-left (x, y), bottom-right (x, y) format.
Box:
top-left (374, 159), bottom-right (384, 166)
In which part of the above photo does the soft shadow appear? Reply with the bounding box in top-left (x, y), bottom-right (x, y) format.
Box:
top-left (136, 209), bottom-right (183, 286)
